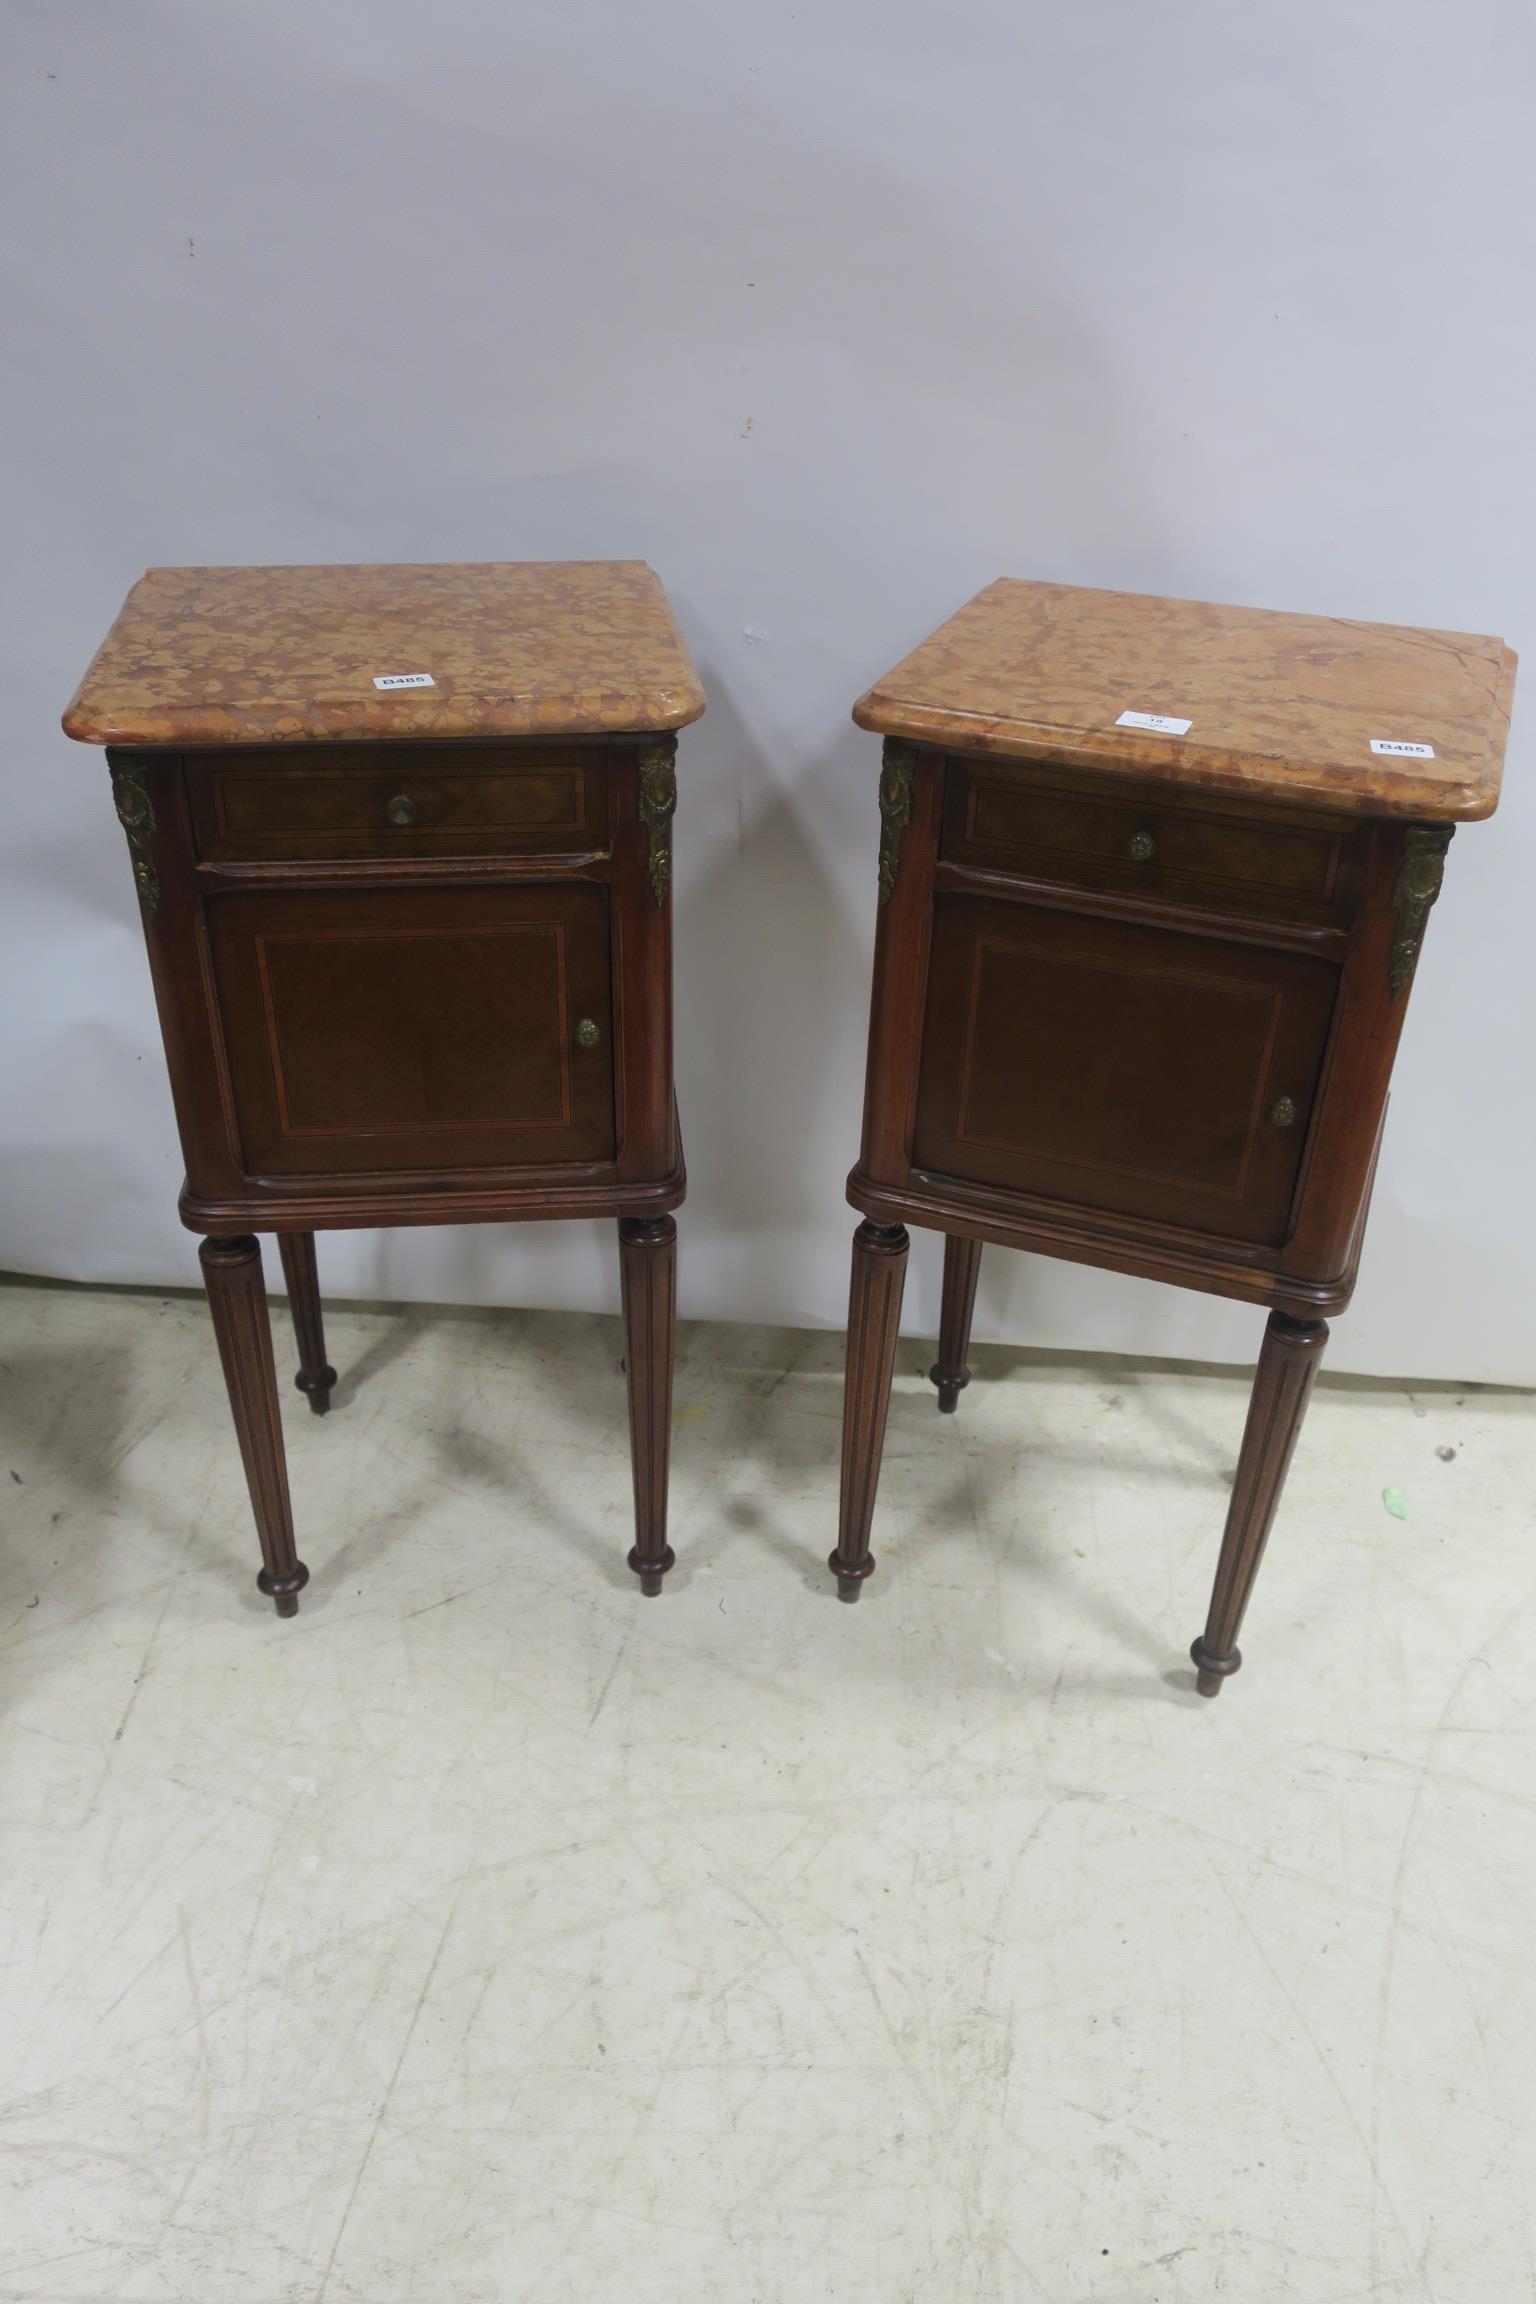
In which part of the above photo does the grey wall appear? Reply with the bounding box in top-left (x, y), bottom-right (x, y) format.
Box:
top-left (4, 0), bottom-right (1532, 1379)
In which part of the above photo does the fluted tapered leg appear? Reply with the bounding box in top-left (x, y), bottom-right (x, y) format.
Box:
top-left (619, 1216), bottom-right (677, 1594)
top-left (829, 1220), bottom-right (909, 1601)
top-left (277, 1231), bottom-right (337, 1415)
top-left (929, 1233), bottom-right (982, 1413)
top-left (1191, 1309), bottom-right (1329, 1695)
top-left (200, 1235), bottom-right (309, 1617)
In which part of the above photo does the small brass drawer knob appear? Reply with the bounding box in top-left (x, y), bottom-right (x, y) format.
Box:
top-left (1128, 829), bottom-right (1156, 863)
top-left (386, 793), bottom-right (418, 826)
top-left (575, 1017), bottom-right (601, 1049)
top-left (1271, 1096), bottom-right (1298, 1129)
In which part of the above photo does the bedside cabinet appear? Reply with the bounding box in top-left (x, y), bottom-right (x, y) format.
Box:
top-left (831, 580), bottom-right (1514, 1693)
top-left (64, 561), bottom-right (704, 1613)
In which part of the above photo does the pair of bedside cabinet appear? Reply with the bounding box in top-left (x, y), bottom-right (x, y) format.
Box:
top-left (65, 563), bottom-right (1513, 1695)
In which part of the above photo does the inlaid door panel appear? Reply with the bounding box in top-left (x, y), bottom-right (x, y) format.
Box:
top-left (209, 883), bottom-right (615, 1175)
top-left (912, 896), bottom-right (1338, 1245)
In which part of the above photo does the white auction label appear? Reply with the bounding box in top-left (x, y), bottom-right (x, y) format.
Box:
top-left (1370, 738), bottom-right (1435, 758)
top-left (1116, 709), bottom-right (1192, 736)
top-left (372, 672), bottom-right (435, 691)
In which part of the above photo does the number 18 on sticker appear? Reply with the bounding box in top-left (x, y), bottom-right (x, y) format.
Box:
top-left (1116, 708), bottom-right (1192, 737)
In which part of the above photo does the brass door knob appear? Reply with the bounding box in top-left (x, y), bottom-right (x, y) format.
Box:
top-left (386, 793), bottom-right (417, 826)
top-left (1128, 829), bottom-right (1157, 862)
top-left (1271, 1096), bottom-right (1298, 1129)
top-left (575, 1018), bottom-right (601, 1049)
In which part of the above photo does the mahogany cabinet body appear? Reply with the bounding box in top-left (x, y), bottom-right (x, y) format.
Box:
top-left (835, 740), bottom-right (1442, 1684)
top-left (832, 580), bottom-right (1513, 1692)
top-left (123, 735), bottom-right (683, 1234)
top-left (104, 731), bottom-right (683, 1609)
top-left (855, 746), bottom-right (1409, 1315)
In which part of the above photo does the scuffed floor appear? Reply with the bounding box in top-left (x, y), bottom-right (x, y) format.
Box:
top-left (1, 1272), bottom-right (1533, 2302)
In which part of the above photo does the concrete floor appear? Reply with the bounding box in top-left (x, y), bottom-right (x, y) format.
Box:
top-left (1, 1272), bottom-right (1533, 2304)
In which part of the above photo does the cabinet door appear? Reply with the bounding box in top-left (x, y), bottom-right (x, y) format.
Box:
top-left (209, 883), bottom-right (615, 1176)
top-left (912, 896), bottom-right (1338, 1246)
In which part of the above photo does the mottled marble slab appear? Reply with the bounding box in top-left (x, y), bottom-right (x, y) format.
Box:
top-left (63, 561), bottom-right (706, 747)
top-left (855, 580), bottom-right (1515, 821)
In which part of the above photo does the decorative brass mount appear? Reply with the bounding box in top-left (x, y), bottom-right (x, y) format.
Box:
top-left (1389, 825), bottom-right (1453, 996)
top-left (637, 736), bottom-right (678, 907)
top-left (877, 739), bottom-right (916, 905)
top-left (110, 759), bottom-right (159, 918)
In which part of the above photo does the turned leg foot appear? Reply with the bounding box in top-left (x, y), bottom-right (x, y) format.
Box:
top-left (929, 1233), bottom-right (981, 1413)
top-left (277, 1231), bottom-right (337, 1414)
top-left (1191, 1646), bottom-right (1243, 1699)
top-left (200, 1236), bottom-right (309, 1617)
top-left (1191, 1309), bottom-right (1328, 1696)
top-left (619, 1216), bottom-right (677, 1594)
top-left (830, 1219), bottom-right (909, 1599)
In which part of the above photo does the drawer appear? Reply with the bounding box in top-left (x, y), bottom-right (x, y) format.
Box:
top-left (208, 881), bottom-right (615, 1176)
top-left (188, 744), bottom-right (610, 862)
top-left (913, 894), bottom-right (1339, 1247)
top-left (941, 758), bottom-right (1365, 926)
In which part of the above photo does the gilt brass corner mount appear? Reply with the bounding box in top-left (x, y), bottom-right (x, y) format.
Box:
top-left (1389, 824), bottom-right (1453, 996)
top-left (636, 735), bottom-right (678, 907)
top-left (110, 758), bottom-right (159, 918)
top-left (877, 739), bottom-right (917, 905)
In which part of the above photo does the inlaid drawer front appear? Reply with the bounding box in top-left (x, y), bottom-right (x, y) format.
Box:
top-left (208, 881), bottom-right (615, 1176)
top-left (942, 761), bottom-right (1363, 924)
top-left (188, 744), bottom-right (610, 862)
top-left (913, 895), bottom-right (1338, 1247)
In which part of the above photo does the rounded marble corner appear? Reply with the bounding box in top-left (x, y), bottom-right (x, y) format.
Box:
top-left (850, 692), bottom-right (897, 737)
top-left (60, 702), bottom-right (109, 745)
top-left (1445, 780), bottom-right (1502, 825)
top-left (644, 682), bottom-right (709, 734)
